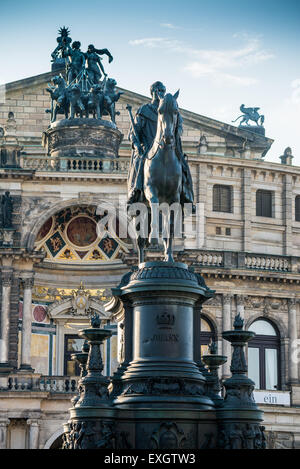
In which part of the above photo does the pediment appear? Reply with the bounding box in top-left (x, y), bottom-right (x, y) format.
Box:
top-left (47, 297), bottom-right (110, 321)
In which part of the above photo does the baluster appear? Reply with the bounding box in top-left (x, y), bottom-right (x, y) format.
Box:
top-left (45, 379), bottom-right (51, 391)
top-left (39, 377), bottom-right (45, 391)
top-left (71, 379), bottom-right (76, 392)
top-left (65, 379), bottom-right (70, 392)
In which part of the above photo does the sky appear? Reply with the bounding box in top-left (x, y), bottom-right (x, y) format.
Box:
top-left (0, 0), bottom-right (300, 166)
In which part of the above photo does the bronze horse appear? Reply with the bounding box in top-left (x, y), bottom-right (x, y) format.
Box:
top-left (141, 90), bottom-right (182, 263)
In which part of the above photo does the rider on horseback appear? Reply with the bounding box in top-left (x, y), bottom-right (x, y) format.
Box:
top-left (127, 81), bottom-right (194, 207)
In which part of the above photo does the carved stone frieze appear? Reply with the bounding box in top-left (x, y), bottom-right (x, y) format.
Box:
top-left (43, 119), bottom-right (123, 158)
top-left (150, 422), bottom-right (187, 450)
top-left (122, 377), bottom-right (204, 397)
top-left (218, 423), bottom-right (266, 449)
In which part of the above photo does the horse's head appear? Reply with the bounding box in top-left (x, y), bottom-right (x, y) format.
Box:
top-left (157, 90), bottom-right (179, 146)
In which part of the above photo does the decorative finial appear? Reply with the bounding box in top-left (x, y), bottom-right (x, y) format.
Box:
top-left (233, 313), bottom-right (244, 330)
top-left (208, 340), bottom-right (218, 355)
top-left (90, 312), bottom-right (101, 328)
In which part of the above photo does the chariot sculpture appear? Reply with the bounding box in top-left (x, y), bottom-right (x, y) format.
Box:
top-left (47, 27), bottom-right (123, 123)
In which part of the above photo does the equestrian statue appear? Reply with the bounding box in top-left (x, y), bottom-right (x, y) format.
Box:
top-left (127, 81), bottom-right (194, 264)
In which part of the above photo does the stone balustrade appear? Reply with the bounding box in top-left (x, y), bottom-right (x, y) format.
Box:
top-left (195, 251), bottom-right (224, 267)
top-left (21, 155), bottom-right (130, 173)
top-left (244, 254), bottom-right (291, 272)
top-left (0, 374), bottom-right (79, 393)
top-left (180, 250), bottom-right (299, 273)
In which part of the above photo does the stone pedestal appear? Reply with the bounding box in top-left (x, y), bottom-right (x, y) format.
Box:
top-left (42, 118), bottom-right (123, 158)
top-left (113, 262), bottom-right (214, 410)
top-left (239, 124), bottom-right (265, 136)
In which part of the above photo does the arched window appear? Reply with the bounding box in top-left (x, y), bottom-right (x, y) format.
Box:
top-left (248, 319), bottom-right (280, 390)
top-left (256, 189), bottom-right (273, 217)
top-left (295, 195), bottom-right (300, 222)
top-left (213, 185), bottom-right (233, 213)
top-left (200, 317), bottom-right (216, 357)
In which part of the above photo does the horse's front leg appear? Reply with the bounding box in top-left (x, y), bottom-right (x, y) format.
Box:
top-left (137, 235), bottom-right (145, 264)
top-left (148, 195), bottom-right (159, 246)
top-left (163, 210), bottom-right (174, 263)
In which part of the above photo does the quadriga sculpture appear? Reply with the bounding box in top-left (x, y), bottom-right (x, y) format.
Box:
top-left (46, 75), bottom-right (69, 122)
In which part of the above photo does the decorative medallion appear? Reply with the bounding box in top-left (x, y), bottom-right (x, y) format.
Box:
top-left (33, 305), bottom-right (47, 323)
top-left (66, 216), bottom-right (97, 247)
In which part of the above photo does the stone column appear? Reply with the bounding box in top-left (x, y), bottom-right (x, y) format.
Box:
top-left (288, 298), bottom-right (298, 384)
top-left (0, 269), bottom-right (13, 366)
top-left (222, 294), bottom-right (232, 379)
top-left (19, 273), bottom-right (34, 371)
top-left (0, 419), bottom-right (10, 449)
top-left (56, 320), bottom-right (67, 375)
top-left (27, 419), bottom-right (39, 449)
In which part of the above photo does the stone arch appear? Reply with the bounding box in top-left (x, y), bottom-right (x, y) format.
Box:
top-left (43, 427), bottom-right (64, 449)
top-left (245, 313), bottom-right (286, 391)
top-left (200, 311), bottom-right (218, 338)
top-left (245, 312), bottom-right (288, 339)
top-left (24, 197), bottom-right (135, 251)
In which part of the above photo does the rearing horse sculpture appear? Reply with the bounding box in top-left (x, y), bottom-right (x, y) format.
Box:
top-left (143, 90), bottom-right (182, 263)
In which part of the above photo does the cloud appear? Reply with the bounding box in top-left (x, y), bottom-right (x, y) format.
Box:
top-left (129, 37), bottom-right (182, 49)
top-left (129, 35), bottom-right (274, 87)
top-left (160, 23), bottom-right (180, 30)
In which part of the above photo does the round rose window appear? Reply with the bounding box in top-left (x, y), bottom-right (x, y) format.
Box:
top-left (66, 216), bottom-right (97, 247)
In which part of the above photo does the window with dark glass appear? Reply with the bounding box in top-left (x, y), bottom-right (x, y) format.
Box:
top-left (64, 335), bottom-right (85, 376)
top-left (200, 317), bottom-right (216, 357)
top-left (213, 185), bottom-right (232, 213)
top-left (256, 190), bottom-right (273, 217)
top-left (248, 319), bottom-right (280, 390)
top-left (295, 196), bottom-right (300, 222)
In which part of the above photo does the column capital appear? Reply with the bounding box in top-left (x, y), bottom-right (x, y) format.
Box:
top-left (19, 270), bottom-right (35, 288)
top-left (22, 277), bottom-right (34, 289)
top-left (0, 419), bottom-right (10, 427)
top-left (1, 270), bottom-right (13, 287)
top-left (288, 298), bottom-right (298, 308)
top-left (222, 293), bottom-right (233, 305)
top-left (236, 294), bottom-right (246, 306)
top-left (27, 419), bottom-right (39, 427)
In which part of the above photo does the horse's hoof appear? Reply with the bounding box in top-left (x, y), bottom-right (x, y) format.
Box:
top-left (164, 256), bottom-right (174, 263)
